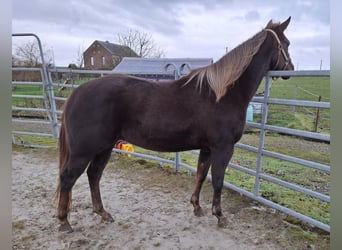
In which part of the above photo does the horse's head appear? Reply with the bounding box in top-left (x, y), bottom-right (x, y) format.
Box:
top-left (265, 17), bottom-right (294, 79)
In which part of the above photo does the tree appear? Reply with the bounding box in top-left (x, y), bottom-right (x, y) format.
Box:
top-left (116, 29), bottom-right (165, 58)
top-left (74, 44), bottom-right (84, 68)
top-left (12, 40), bottom-right (53, 67)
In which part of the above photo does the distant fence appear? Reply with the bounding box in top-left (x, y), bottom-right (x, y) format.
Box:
top-left (12, 33), bottom-right (330, 232)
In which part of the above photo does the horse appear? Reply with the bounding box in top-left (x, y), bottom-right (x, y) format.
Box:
top-left (56, 17), bottom-right (294, 233)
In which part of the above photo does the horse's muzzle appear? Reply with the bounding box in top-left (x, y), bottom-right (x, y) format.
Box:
top-left (281, 61), bottom-right (294, 79)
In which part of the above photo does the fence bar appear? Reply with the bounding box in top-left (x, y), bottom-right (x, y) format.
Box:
top-left (53, 96), bottom-right (68, 101)
top-left (112, 148), bottom-right (175, 165)
top-left (177, 160), bottom-right (330, 232)
top-left (262, 149), bottom-right (330, 172)
top-left (179, 161), bottom-right (198, 173)
top-left (12, 119), bottom-right (51, 125)
top-left (229, 162), bottom-right (256, 176)
top-left (235, 143), bottom-right (259, 153)
top-left (247, 122), bottom-right (330, 142)
top-left (175, 165), bottom-right (331, 232)
top-left (12, 94), bottom-right (44, 99)
top-left (12, 67), bottom-right (42, 72)
top-left (267, 70), bottom-right (330, 77)
top-left (252, 96), bottom-right (330, 109)
top-left (222, 180), bottom-right (330, 232)
top-left (51, 68), bottom-right (113, 75)
top-left (12, 81), bottom-right (43, 86)
top-left (259, 173), bottom-right (330, 202)
top-left (236, 141), bottom-right (330, 172)
top-left (12, 131), bottom-right (54, 137)
top-left (12, 107), bottom-right (47, 112)
top-left (52, 82), bottom-right (80, 89)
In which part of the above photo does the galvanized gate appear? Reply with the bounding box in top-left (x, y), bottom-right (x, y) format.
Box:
top-left (12, 33), bottom-right (330, 232)
top-left (12, 33), bottom-right (59, 147)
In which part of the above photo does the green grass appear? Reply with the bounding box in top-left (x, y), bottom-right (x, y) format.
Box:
top-left (256, 76), bottom-right (330, 133)
top-left (12, 134), bottom-right (58, 147)
top-left (258, 76), bottom-right (330, 100)
top-left (12, 85), bottom-right (44, 107)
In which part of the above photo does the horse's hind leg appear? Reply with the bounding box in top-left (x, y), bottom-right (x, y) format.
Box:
top-left (87, 148), bottom-right (114, 223)
top-left (58, 155), bottom-right (91, 233)
top-left (191, 149), bottom-right (211, 216)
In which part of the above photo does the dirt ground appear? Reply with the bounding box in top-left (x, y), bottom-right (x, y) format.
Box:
top-left (12, 146), bottom-right (330, 250)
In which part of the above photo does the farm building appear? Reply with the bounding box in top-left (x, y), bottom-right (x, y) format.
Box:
top-left (83, 40), bottom-right (138, 70)
top-left (112, 57), bottom-right (213, 80)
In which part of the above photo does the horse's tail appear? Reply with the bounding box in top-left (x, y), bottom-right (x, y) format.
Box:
top-left (54, 113), bottom-right (71, 210)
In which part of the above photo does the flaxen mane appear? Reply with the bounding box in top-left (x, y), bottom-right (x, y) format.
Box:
top-left (185, 29), bottom-right (269, 102)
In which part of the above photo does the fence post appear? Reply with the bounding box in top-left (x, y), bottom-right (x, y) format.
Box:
top-left (254, 74), bottom-right (271, 196)
top-left (313, 95), bottom-right (322, 132)
top-left (164, 63), bottom-right (181, 172)
top-left (46, 67), bottom-right (60, 138)
top-left (175, 152), bottom-right (181, 173)
top-left (164, 62), bottom-right (192, 172)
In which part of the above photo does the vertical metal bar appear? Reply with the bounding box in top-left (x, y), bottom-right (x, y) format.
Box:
top-left (313, 95), bottom-right (321, 132)
top-left (175, 152), bottom-right (181, 172)
top-left (164, 63), bottom-right (179, 172)
top-left (46, 69), bottom-right (60, 138)
top-left (164, 62), bottom-right (193, 173)
top-left (254, 75), bottom-right (271, 195)
top-left (173, 69), bottom-right (180, 172)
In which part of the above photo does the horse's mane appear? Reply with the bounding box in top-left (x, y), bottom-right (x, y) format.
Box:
top-left (184, 29), bottom-right (269, 102)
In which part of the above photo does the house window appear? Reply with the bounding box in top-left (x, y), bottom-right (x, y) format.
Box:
top-left (102, 56), bottom-right (106, 66)
top-left (90, 56), bottom-right (94, 66)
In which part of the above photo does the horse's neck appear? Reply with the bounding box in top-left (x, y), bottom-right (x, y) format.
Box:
top-left (233, 41), bottom-right (273, 103)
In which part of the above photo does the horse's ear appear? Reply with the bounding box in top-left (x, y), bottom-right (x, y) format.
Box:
top-left (265, 19), bottom-right (273, 28)
top-left (279, 16), bottom-right (291, 32)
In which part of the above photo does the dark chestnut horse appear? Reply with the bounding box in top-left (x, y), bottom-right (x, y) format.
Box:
top-left (56, 18), bottom-right (294, 232)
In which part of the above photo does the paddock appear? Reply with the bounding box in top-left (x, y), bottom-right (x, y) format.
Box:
top-left (12, 33), bottom-right (330, 247)
top-left (12, 146), bottom-right (329, 249)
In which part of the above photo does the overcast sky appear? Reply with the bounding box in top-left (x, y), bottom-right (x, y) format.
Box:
top-left (12, 0), bottom-right (330, 70)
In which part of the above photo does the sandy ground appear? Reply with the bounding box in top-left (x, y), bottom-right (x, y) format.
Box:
top-left (12, 147), bottom-right (329, 249)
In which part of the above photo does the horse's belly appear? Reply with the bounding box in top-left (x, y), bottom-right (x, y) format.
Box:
top-left (120, 127), bottom-right (201, 152)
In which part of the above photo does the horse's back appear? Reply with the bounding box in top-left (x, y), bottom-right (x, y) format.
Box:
top-left (62, 75), bottom-right (148, 153)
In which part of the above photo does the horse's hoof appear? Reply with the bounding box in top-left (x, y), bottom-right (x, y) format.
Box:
top-left (193, 207), bottom-right (205, 217)
top-left (59, 222), bottom-right (74, 233)
top-left (102, 214), bottom-right (115, 223)
top-left (217, 216), bottom-right (228, 228)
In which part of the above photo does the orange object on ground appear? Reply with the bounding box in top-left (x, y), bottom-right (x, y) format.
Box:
top-left (115, 140), bottom-right (134, 156)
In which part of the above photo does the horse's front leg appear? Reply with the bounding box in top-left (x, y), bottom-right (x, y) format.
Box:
top-left (191, 149), bottom-right (211, 216)
top-left (210, 147), bottom-right (234, 227)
